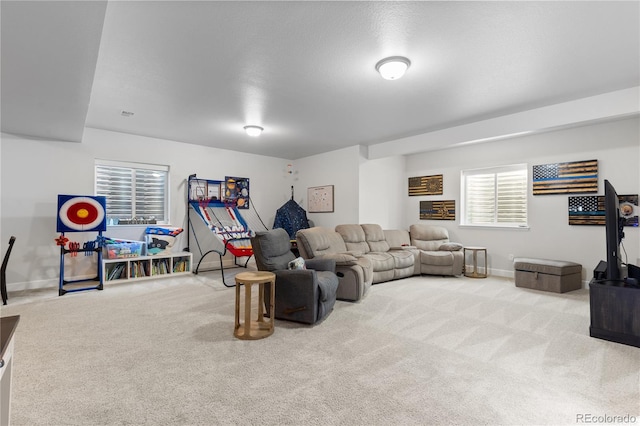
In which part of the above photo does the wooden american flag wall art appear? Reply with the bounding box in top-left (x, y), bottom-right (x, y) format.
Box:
top-left (532, 159), bottom-right (598, 195)
top-left (568, 194), bottom-right (639, 226)
top-left (408, 174), bottom-right (443, 196)
top-left (420, 200), bottom-right (456, 220)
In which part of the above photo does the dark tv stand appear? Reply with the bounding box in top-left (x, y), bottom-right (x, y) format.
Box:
top-left (589, 265), bottom-right (640, 348)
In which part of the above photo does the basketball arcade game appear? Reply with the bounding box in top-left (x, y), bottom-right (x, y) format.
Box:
top-left (186, 174), bottom-right (268, 286)
top-left (55, 195), bottom-right (107, 295)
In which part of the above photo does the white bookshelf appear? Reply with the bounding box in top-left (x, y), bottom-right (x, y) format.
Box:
top-left (102, 252), bottom-right (192, 283)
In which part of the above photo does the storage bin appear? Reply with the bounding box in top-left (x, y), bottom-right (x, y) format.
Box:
top-left (106, 241), bottom-right (144, 259)
top-left (514, 257), bottom-right (582, 293)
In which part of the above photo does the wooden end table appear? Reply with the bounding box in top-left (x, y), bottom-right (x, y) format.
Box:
top-left (464, 247), bottom-right (488, 278)
top-left (234, 271), bottom-right (276, 340)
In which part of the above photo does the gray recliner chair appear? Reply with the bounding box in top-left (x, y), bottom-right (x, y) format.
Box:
top-left (251, 228), bottom-right (339, 324)
top-left (409, 224), bottom-right (464, 276)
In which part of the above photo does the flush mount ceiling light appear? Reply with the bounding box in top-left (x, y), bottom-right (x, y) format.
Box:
top-left (375, 56), bottom-right (411, 80)
top-left (243, 125), bottom-right (264, 137)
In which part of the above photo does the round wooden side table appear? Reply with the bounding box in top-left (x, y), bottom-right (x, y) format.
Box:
top-left (234, 271), bottom-right (276, 340)
top-left (464, 247), bottom-right (488, 278)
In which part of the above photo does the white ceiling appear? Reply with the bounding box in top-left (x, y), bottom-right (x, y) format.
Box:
top-left (2, 1), bottom-right (639, 160)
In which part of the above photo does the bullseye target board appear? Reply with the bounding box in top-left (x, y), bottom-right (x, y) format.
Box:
top-left (57, 195), bottom-right (107, 233)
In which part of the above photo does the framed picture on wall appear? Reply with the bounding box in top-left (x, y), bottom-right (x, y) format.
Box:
top-left (308, 185), bottom-right (334, 213)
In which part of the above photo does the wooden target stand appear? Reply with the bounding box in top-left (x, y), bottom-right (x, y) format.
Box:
top-left (56, 195), bottom-right (107, 296)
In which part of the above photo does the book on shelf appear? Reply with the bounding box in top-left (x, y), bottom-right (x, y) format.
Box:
top-left (153, 258), bottom-right (170, 275)
top-left (107, 263), bottom-right (126, 281)
top-left (173, 260), bottom-right (189, 272)
top-left (130, 261), bottom-right (149, 278)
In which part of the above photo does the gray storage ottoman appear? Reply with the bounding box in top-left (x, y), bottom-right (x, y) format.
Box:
top-left (514, 257), bottom-right (582, 293)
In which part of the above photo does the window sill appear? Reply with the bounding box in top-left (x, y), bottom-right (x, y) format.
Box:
top-left (459, 224), bottom-right (530, 230)
top-left (107, 223), bottom-right (171, 229)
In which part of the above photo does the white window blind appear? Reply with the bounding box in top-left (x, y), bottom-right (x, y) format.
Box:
top-left (95, 160), bottom-right (169, 224)
top-left (462, 164), bottom-right (528, 227)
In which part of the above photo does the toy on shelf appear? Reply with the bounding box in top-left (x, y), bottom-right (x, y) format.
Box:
top-left (56, 195), bottom-right (107, 296)
top-left (144, 226), bottom-right (184, 256)
top-left (104, 238), bottom-right (145, 259)
top-left (186, 174), bottom-right (268, 286)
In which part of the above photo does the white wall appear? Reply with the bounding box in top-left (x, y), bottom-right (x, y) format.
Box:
top-left (293, 145), bottom-right (361, 228)
top-left (358, 152), bottom-right (405, 229)
top-left (402, 117), bottom-right (640, 278)
top-left (1, 128), bottom-right (291, 289)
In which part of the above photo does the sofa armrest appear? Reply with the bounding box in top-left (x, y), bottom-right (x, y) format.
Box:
top-left (390, 245), bottom-right (417, 251)
top-left (439, 242), bottom-right (463, 251)
top-left (273, 269), bottom-right (320, 322)
top-left (316, 253), bottom-right (360, 266)
top-left (305, 258), bottom-right (337, 273)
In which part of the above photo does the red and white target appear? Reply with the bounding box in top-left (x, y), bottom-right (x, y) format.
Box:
top-left (57, 195), bottom-right (107, 232)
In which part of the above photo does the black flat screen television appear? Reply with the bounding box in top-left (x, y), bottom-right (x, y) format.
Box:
top-left (604, 179), bottom-right (624, 281)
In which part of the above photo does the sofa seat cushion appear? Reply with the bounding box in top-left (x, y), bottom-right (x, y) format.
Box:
top-left (420, 250), bottom-right (456, 266)
top-left (364, 252), bottom-right (395, 272)
top-left (389, 250), bottom-right (414, 269)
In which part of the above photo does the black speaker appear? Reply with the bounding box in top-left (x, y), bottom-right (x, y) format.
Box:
top-left (593, 260), bottom-right (607, 280)
top-left (627, 263), bottom-right (640, 280)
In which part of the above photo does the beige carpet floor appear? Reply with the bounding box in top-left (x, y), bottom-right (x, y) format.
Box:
top-left (1, 271), bottom-right (638, 425)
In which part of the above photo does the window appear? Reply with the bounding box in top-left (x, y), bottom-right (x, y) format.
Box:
top-left (95, 160), bottom-right (169, 224)
top-left (461, 164), bottom-right (528, 227)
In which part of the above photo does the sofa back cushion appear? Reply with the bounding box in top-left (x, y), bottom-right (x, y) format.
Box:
top-left (335, 224), bottom-right (370, 254)
top-left (296, 227), bottom-right (348, 258)
top-left (409, 224), bottom-right (450, 251)
top-left (251, 228), bottom-right (296, 271)
top-left (361, 224), bottom-right (390, 252)
top-left (383, 229), bottom-right (411, 249)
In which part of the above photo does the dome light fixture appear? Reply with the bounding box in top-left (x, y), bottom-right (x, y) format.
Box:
top-left (375, 56), bottom-right (411, 80)
top-left (243, 125), bottom-right (264, 137)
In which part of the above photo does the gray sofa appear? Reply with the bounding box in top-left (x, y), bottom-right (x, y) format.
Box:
top-left (296, 223), bottom-right (463, 302)
top-left (335, 224), bottom-right (418, 283)
top-left (295, 226), bottom-right (373, 302)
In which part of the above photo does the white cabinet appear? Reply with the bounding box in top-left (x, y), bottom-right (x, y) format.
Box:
top-left (103, 252), bottom-right (192, 283)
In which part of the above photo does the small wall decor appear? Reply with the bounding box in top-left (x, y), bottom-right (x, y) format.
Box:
top-left (308, 185), bottom-right (334, 213)
top-left (420, 200), bottom-right (455, 220)
top-left (57, 195), bottom-right (107, 232)
top-left (224, 176), bottom-right (250, 209)
top-left (409, 174), bottom-right (443, 196)
top-left (569, 194), bottom-right (638, 226)
top-left (532, 159), bottom-right (598, 195)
